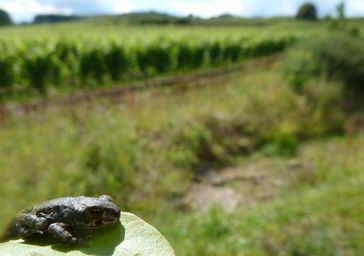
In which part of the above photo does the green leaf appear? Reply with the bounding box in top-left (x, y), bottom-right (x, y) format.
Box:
top-left (0, 212), bottom-right (175, 256)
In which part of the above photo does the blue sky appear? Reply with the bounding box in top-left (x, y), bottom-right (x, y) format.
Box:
top-left (0, 0), bottom-right (363, 23)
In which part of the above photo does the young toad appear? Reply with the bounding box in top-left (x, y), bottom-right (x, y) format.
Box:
top-left (3, 195), bottom-right (121, 244)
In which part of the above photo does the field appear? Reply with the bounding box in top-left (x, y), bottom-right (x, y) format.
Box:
top-left (0, 20), bottom-right (320, 100)
top-left (0, 17), bottom-right (364, 255)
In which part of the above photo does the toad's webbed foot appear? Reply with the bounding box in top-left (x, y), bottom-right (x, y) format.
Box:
top-left (47, 223), bottom-right (83, 244)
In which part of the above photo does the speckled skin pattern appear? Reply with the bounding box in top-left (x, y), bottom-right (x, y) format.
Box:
top-left (3, 195), bottom-right (121, 244)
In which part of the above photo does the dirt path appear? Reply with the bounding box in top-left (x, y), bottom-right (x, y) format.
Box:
top-left (182, 157), bottom-right (310, 212)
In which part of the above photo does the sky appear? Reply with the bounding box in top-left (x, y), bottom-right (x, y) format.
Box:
top-left (0, 0), bottom-right (363, 23)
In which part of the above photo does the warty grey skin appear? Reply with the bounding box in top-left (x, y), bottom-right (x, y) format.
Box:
top-left (3, 195), bottom-right (121, 244)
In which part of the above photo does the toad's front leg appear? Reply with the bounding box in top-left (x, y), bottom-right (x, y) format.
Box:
top-left (15, 214), bottom-right (48, 237)
top-left (47, 223), bottom-right (79, 244)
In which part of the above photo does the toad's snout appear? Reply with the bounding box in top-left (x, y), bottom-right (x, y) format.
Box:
top-left (102, 209), bottom-right (120, 225)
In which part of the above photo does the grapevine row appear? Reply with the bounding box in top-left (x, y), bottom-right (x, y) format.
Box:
top-left (0, 35), bottom-right (295, 95)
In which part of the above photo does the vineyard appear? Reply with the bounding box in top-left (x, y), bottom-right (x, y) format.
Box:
top-left (0, 19), bottom-right (320, 98)
top-left (1, 14), bottom-right (364, 255)
top-left (0, 31), bottom-right (295, 96)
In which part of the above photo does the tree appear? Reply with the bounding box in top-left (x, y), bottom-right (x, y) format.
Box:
top-left (336, 2), bottom-right (345, 20)
top-left (296, 2), bottom-right (318, 20)
top-left (0, 9), bottom-right (12, 26)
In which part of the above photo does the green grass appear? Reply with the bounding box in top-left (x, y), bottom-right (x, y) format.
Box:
top-left (0, 57), bottom-right (361, 254)
top-left (0, 62), bottom-right (343, 224)
top-left (157, 136), bottom-right (364, 255)
top-left (0, 16), bottom-right (363, 254)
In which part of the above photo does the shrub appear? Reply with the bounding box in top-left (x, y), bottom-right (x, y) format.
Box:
top-left (262, 133), bottom-right (298, 157)
top-left (22, 47), bottom-right (64, 94)
top-left (284, 33), bottom-right (364, 93)
top-left (207, 41), bottom-right (223, 66)
top-left (176, 42), bottom-right (196, 70)
top-left (80, 46), bottom-right (106, 84)
top-left (105, 43), bottom-right (131, 82)
top-left (243, 36), bottom-right (294, 58)
top-left (190, 43), bottom-right (208, 68)
top-left (0, 55), bottom-right (16, 89)
top-left (54, 41), bottom-right (80, 80)
top-left (136, 39), bottom-right (176, 75)
top-left (222, 39), bottom-right (243, 63)
top-left (283, 50), bottom-right (319, 91)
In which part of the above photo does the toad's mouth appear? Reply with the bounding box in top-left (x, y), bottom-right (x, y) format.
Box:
top-left (88, 218), bottom-right (118, 227)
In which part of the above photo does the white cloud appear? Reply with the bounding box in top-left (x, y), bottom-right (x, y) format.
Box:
top-left (0, 0), bottom-right (133, 22)
top-left (112, 1), bottom-right (133, 13)
top-left (347, 0), bottom-right (364, 16)
top-left (0, 0), bottom-right (72, 22)
top-left (0, 0), bottom-right (363, 23)
top-left (169, 0), bottom-right (246, 17)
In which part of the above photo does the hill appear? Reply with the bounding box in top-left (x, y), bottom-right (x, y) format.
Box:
top-left (29, 11), bottom-right (294, 26)
top-left (33, 14), bottom-right (82, 24)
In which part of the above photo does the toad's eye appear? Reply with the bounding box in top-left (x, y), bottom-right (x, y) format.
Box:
top-left (91, 208), bottom-right (102, 216)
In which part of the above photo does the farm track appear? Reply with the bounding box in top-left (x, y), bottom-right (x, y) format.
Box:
top-left (0, 55), bottom-right (280, 120)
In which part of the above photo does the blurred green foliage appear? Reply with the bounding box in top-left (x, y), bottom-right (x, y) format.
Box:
top-left (282, 50), bottom-right (318, 91)
top-left (0, 34), bottom-right (294, 95)
top-left (261, 133), bottom-right (298, 157)
top-left (160, 136), bottom-right (364, 255)
top-left (296, 2), bottom-right (318, 20)
top-left (0, 18), bottom-right (363, 255)
top-left (0, 56), bottom-right (15, 89)
top-left (0, 19), bottom-right (324, 98)
top-left (0, 9), bottom-right (12, 26)
top-left (0, 65), bottom-right (345, 232)
top-left (284, 32), bottom-right (364, 93)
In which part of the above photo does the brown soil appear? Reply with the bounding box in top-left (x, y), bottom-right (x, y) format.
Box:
top-left (182, 157), bottom-right (311, 212)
